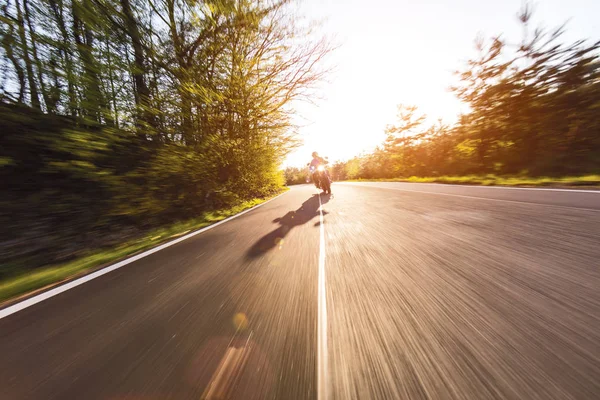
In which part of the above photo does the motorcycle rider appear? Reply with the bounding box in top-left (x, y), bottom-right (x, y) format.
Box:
top-left (309, 151), bottom-right (327, 170)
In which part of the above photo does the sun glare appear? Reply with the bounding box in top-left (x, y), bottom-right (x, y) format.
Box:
top-left (285, 0), bottom-right (596, 168)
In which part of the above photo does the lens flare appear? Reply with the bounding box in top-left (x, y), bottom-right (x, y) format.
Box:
top-left (233, 313), bottom-right (248, 331)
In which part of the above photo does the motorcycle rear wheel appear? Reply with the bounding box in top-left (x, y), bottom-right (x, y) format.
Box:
top-left (322, 179), bottom-right (331, 194)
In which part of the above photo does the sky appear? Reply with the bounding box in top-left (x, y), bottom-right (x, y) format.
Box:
top-left (284, 0), bottom-right (599, 167)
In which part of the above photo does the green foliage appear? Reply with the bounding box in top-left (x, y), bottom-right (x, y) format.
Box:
top-left (284, 166), bottom-right (309, 185)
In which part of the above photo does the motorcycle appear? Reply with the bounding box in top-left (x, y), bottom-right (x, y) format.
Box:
top-left (308, 164), bottom-right (332, 194)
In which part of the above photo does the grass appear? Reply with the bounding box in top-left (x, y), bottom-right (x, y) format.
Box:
top-left (347, 174), bottom-right (600, 187)
top-left (0, 190), bottom-right (287, 304)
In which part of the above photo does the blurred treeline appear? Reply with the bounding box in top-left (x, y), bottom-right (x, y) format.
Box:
top-left (288, 7), bottom-right (600, 183)
top-left (0, 0), bottom-right (328, 274)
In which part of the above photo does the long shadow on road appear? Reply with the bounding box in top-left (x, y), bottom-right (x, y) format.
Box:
top-left (247, 193), bottom-right (330, 258)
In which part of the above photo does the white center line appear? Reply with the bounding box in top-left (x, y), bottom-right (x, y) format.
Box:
top-left (317, 192), bottom-right (329, 400)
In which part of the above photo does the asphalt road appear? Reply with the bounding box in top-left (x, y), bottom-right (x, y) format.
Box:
top-left (1, 182), bottom-right (599, 399)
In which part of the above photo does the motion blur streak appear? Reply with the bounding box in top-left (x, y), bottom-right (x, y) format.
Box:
top-left (1, 184), bottom-right (599, 399)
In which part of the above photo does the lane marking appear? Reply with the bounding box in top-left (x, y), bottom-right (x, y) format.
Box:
top-left (343, 182), bottom-right (600, 213)
top-left (338, 181), bottom-right (600, 193)
top-left (317, 192), bottom-right (329, 400)
top-left (202, 334), bottom-right (253, 400)
top-left (0, 191), bottom-right (289, 320)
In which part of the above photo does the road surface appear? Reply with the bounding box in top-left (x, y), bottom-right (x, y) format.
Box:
top-left (1, 182), bottom-right (599, 399)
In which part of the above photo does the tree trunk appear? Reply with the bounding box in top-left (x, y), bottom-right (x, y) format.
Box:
top-left (105, 39), bottom-right (119, 128)
top-left (15, 0), bottom-right (40, 109)
top-left (120, 0), bottom-right (153, 137)
top-left (167, 0), bottom-right (193, 144)
top-left (48, 0), bottom-right (77, 117)
top-left (72, 0), bottom-right (107, 124)
top-left (23, 0), bottom-right (50, 111)
top-left (0, 3), bottom-right (26, 103)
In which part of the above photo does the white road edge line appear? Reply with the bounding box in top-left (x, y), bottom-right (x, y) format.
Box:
top-left (343, 182), bottom-right (600, 212)
top-left (0, 191), bottom-right (289, 320)
top-left (317, 192), bottom-right (329, 400)
top-left (338, 181), bottom-right (600, 193)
